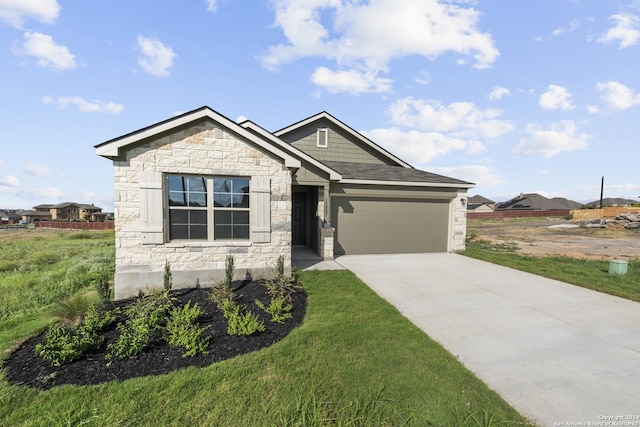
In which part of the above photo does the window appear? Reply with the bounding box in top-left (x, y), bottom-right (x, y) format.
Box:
top-left (316, 128), bottom-right (328, 148)
top-left (167, 175), bottom-right (250, 240)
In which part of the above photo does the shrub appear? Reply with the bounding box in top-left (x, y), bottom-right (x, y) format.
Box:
top-left (255, 296), bottom-right (293, 324)
top-left (224, 255), bottom-right (235, 288)
top-left (35, 306), bottom-right (117, 366)
top-left (221, 298), bottom-right (265, 336)
top-left (107, 290), bottom-right (173, 360)
top-left (210, 279), bottom-right (234, 308)
top-left (165, 301), bottom-right (210, 357)
top-left (50, 294), bottom-right (95, 327)
top-left (265, 255), bottom-right (300, 302)
top-left (163, 260), bottom-right (172, 291)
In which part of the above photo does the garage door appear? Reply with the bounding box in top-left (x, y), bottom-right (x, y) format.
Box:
top-left (331, 197), bottom-right (450, 255)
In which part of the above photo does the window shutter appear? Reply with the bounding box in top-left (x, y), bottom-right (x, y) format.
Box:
top-left (250, 176), bottom-right (271, 243)
top-left (139, 171), bottom-right (164, 244)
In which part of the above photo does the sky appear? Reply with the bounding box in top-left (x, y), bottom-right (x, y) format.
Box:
top-left (1, 0), bottom-right (640, 213)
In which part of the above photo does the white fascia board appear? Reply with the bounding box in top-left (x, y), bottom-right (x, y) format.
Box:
top-left (241, 121), bottom-right (341, 180)
top-left (339, 179), bottom-right (475, 189)
top-left (96, 107), bottom-right (301, 169)
top-left (274, 112), bottom-right (413, 169)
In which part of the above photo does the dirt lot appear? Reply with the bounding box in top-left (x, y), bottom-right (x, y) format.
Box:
top-left (468, 218), bottom-right (640, 260)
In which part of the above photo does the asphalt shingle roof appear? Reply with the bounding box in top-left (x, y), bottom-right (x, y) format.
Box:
top-left (322, 161), bottom-right (473, 186)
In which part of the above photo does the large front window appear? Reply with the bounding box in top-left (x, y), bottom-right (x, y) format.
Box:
top-left (167, 175), bottom-right (249, 240)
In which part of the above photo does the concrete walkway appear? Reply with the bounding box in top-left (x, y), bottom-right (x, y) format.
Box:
top-left (336, 253), bottom-right (640, 427)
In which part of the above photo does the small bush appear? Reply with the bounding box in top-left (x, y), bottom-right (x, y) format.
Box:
top-left (210, 279), bottom-right (234, 308)
top-left (163, 260), bottom-right (172, 291)
top-left (221, 298), bottom-right (265, 336)
top-left (107, 290), bottom-right (173, 360)
top-left (255, 296), bottom-right (293, 324)
top-left (50, 294), bottom-right (95, 327)
top-left (35, 306), bottom-right (117, 366)
top-left (265, 255), bottom-right (299, 301)
top-left (224, 255), bottom-right (235, 288)
top-left (165, 301), bottom-right (210, 358)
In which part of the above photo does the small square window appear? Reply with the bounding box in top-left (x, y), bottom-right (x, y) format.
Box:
top-left (317, 128), bottom-right (328, 148)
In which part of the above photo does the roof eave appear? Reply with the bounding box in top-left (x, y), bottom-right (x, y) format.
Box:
top-left (338, 179), bottom-right (475, 189)
top-left (96, 106), bottom-right (301, 169)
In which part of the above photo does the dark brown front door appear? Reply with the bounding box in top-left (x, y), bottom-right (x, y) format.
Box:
top-left (292, 191), bottom-right (306, 245)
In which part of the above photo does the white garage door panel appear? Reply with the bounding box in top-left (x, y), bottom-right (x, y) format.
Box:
top-left (332, 197), bottom-right (449, 255)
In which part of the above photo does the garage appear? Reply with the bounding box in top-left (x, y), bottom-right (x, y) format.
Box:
top-left (331, 196), bottom-right (451, 255)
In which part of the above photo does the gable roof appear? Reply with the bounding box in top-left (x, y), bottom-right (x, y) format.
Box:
top-left (497, 193), bottom-right (579, 210)
top-left (273, 111), bottom-right (413, 169)
top-left (323, 161), bottom-right (473, 188)
top-left (585, 197), bottom-right (640, 207)
top-left (239, 120), bottom-right (342, 181)
top-left (468, 195), bottom-right (495, 204)
top-left (95, 106), bottom-right (301, 169)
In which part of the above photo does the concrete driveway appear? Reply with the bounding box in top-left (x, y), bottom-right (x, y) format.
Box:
top-left (336, 253), bottom-right (640, 427)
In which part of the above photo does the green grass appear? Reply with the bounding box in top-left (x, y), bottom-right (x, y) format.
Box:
top-left (463, 239), bottom-right (640, 302)
top-left (0, 268), bottom-right (532, 426)
top-left (0, 229), bottom-right (114, 321)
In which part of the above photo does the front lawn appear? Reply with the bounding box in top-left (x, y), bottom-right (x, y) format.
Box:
top-left (463, 239), bottom-right (640, 302)
top-left (0, 269), bottom-right (531, 426)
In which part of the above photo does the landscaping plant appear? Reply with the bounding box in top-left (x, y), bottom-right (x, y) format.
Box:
top-left (165, 301), bottom-right (210, 358)
top-left (221, 298), bottom-right (265, 336)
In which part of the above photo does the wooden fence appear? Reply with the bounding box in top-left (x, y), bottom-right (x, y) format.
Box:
top-left (468, 210), bottom-right (570, 220)
top-left (35, 220), bottom-right (114, 230)
top-left (569, 207), bottom-right (640, 220)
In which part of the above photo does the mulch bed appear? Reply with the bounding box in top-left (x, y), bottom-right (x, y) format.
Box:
top-left (4, 281), bottom-right (306, 390)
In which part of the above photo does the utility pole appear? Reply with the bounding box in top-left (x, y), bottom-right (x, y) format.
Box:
top-left (599, 176), bottom-right (604, 209)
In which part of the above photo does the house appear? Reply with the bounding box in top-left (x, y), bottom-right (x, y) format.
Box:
top-left (96, 106), bottom-right (474, 299)
top-left (30, 202), bottom-right (103, 221)
top-left (496, 193), bottom-right (581, 211)
top-left (467, 195), bottom-right (495, 213)
top-left (585, 198), bottom-right (640, 208)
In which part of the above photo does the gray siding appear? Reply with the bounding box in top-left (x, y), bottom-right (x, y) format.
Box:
top-left (279, 119), bottom-right (396, 165)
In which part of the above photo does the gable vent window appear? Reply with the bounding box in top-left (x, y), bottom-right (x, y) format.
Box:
top-left (316, 128), bottom-right (328, 148)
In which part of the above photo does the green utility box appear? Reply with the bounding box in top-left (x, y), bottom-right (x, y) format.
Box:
top-left (608, 260), bottom-right (628, 275)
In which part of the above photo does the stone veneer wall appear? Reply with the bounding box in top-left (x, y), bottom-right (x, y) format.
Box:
top-left (451, 190), bottom-right (469, 252)
top-left (112, 121), bottom-right (292, 299)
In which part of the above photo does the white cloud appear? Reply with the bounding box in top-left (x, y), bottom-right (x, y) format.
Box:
top-left (0, 0), bottom-right (59, 28)
top-left (431, 165), bottom-right (507, 186)
top-left (205, 0), bottom-right (218, 12)
top-left (596, 81), bottom-right (640, 109)
top-left (16, 32), bottom-right (76, 71)
top-left (598, 13), bottom-right (640, 49)
top-left (42, 96), bottom-right (124, 114)
top-left (137, 36), bottom-right (177, 77)
top-left (587, 105), bottom-right (600, 114)
top-left (512, 120), bottom-right (590, 158)
top-left (539, 84), bottom-right (575, 110)
top-left (364, 127), bottom-right (477, 164)
top-left (488, 86), bottom-right (510, 101)
top-left (261, 0), bottom-right (499, 93)
top-left (388, 97), bottom-right (514, 139)
top-left (0, 174), bottom-right (19, 187)
top-left (311, 67), bottom-right (392, 94)
top-left (413, 70), bottom-right (430, 86)
top-left (23, 162), bottom-right (62, 177)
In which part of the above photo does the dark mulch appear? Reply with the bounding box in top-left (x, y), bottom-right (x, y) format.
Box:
top-left (4, 281), bottom-right (306, 390)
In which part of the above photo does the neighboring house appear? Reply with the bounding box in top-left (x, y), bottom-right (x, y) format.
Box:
top-left (96, 106), bottom-right (474, 299)
top-left (0, 210), bottom-right (24, 224)
top-left (585, 198), bottom-right (640, 208)
top-left (496, 193), bottom-right (581, 211)
top-left (31, 203), bottom-right (103, 221)
top-left (467, 195), bottom-right (495, 213)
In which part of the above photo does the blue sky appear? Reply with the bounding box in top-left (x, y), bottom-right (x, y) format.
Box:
top-left (1, 0), bottom-right (640, 212)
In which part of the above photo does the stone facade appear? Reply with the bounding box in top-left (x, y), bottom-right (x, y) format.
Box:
top-left (112, 121), bottom-right (292, 299)
top-left (451, 191), bottom-right (469, 252)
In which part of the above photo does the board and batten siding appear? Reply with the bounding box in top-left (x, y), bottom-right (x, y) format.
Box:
top-left (280, 120), bottom-right (396, 165)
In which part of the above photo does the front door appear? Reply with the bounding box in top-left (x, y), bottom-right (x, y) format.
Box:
top-left (292, 191), bottom-right (307, 245)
